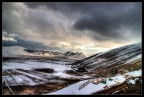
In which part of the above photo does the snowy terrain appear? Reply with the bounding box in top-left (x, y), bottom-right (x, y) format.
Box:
top-left (3, 61), bottom-right (69, 71)
top-left (3, 61), bottom-right (89, 86)
top-left (45, 70), bottom-right (141, 95)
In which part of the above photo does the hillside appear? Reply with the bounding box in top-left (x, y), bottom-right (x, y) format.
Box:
top-left (70, 43), bottom-right (141, 73)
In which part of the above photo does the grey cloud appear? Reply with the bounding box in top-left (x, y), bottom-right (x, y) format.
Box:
top-left (24, 2), bottom-right (142, 42)
top-left (16, 39), bottom-right (48, 50)
top-left (2, 3), bottom-right (56, 39)
top-left (73, 2), bottom-right (142, 41)
top-left (24, 2), bottom-right (126, 14)
top-left (3, 38), bottom-right (67, 51)
top-left (3, 37), bottom-right (48, 50)
top-left (3, 41), bottom-right (18, 46)
top-left (3, 2), bottom-right (77, 43)
top-left (2, 2), bottom-right (142, 55)
top-left (2, 31), bottom-right (69, 51)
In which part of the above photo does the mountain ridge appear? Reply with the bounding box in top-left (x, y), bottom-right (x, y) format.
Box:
top-left (2, 46), bottom-right (86, 59)
top-left (70, 43), bottom-right (142, 72)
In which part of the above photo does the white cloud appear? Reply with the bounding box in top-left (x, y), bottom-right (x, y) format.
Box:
top-left (3, 36), bottom-right (17, 42)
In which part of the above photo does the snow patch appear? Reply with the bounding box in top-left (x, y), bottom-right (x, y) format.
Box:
top-left (46, 70), bottom-right (141, 95)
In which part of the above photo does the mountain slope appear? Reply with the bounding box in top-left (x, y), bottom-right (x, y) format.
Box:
top-left (71, 43), bottom-right (142, 72)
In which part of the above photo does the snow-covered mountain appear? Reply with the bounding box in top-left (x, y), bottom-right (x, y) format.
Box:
top-left (71, 43), bottom-right (142, 71)
top-left (24, 49), bottom-right (86, 59)
top-left (64, 51), bottom-right (86, 59)
top-left (24, 49), bottom-right (64, 56)
top-left (2, 46), bottom-right (86, 59)
top-left (2, 46), bottom-right (29, 57)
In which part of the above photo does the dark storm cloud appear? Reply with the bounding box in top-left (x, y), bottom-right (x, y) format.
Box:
top-left (24, 2), bottom-right (142, 42)
top-left (3, 41), bottom-right (18, 46)
top-left (16, 38), bottom-right (49, 50)
top-left (72, 2), bottom-right (141, 41)
top-left (3, 37), bottom-right (49, 50)
top-left (24, 2), bottom-right (100, 16)
top-left (24, 2), bottom-right (132, 15)
top-left (74, 6), bottom-right (141, 41)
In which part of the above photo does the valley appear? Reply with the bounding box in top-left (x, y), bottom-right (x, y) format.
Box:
top-left (2, 43), bottom-right (142, 95)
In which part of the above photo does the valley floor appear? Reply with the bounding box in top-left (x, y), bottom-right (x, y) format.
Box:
top-left (2, 57), bottom-right (142, 95)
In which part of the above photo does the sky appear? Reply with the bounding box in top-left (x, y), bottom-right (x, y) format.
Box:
top-left (2, 2), bottom-right (142, 56)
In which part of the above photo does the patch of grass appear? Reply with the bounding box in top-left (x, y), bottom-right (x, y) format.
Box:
top-left (108, 78), bottom-right (113, 81)
top-left (34, 68), bottom-right (55, 73)
top-left (100, 79), bottom-right (107, 84)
